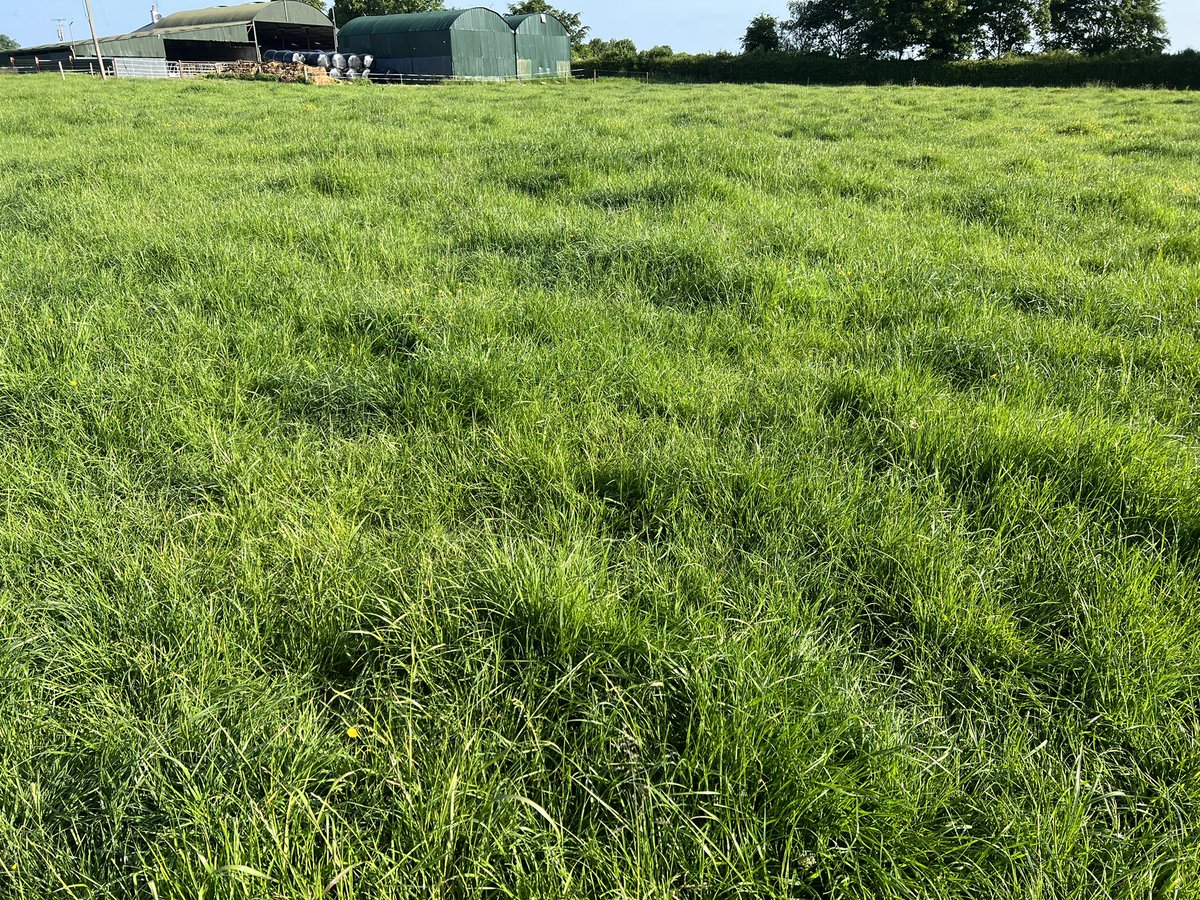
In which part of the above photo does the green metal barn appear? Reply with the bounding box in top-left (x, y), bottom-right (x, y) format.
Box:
top-left (505, 13), bottom-right (571, 79)
top-left (337, 8), bottom-right (516, 79)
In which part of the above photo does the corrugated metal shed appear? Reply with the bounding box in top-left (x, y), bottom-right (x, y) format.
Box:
top-left (505, 13), bottom-right (570, 79)
top-left (10, 0), bottom-right (332, 66)
top-left (338, 8), bottom-right (517, 79)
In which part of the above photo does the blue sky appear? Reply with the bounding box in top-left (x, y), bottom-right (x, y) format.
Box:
top-left (5, 0), bottom-right (1198, 53)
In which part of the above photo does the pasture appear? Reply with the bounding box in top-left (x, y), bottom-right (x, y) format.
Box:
top-left (1, 75), bottom-right (1199, 898)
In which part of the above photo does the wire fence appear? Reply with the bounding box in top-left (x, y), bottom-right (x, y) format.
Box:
top-left (1, 60), bottom-right (624, 84)
top-left (3, 63), bottom-right (106, 77)
top-left (3, 59), bottom-right (245, 78)
top-left (572, 68), bottom-right (654, 83)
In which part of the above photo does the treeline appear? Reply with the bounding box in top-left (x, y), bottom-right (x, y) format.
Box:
top-left (747, 0), bottom-right (1169, 60)
top-left (575, 0), bottom-right (1197, 89)
top-left (573, 48), bottom-right (1200, 90)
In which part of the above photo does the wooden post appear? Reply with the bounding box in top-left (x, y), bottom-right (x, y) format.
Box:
top-left (251, 20), bottom-right (262, 62)
top-left (82, 0), bottom-right (107, 80)
top-left (58, 61), bottom-right (66, 80)
top-left (592, 69), bottom-right (596, 83)
top-left (35, 56), bottom-right (40, 72)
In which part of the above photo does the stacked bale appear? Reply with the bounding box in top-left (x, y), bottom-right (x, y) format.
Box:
top-left (261, 48), bottom-right (370, 80)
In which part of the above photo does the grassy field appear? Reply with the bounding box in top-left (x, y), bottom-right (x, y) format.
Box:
top-left (1, 74), bottom-right (1199, 898)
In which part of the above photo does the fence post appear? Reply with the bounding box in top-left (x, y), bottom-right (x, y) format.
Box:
top-left (58, 61), bottom-right (66, 81)
top-left (592, 69), bottom-right (596, 83)
top-left (34, 56), bottom-right (40, 73)
top-left (89, 62), bottom-right (94, 76)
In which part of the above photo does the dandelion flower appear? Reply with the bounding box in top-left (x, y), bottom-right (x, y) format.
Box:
top-left (346, 726), bottom-right (360, 739)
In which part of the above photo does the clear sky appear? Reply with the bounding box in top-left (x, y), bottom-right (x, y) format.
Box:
top-left (4, 0), bottom-right (1198, 54)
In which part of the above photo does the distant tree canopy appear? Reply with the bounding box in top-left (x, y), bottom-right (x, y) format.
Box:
top-left (331, 0), bottom-right (443, 25)
top-left (0, 33), bottom-right (20, 53)
top-left (779, 0), bottom-right (1166, 59)
top-left (583, 37), bottom-right (639, 68)
top-left (1045, 0), bottom-right (1167, 54)
top-left (507, 1), bottom-right (590, 51)
top-left (295, 0), bottom-right (326, 11)
top-left (742, 14), bottom-right (783, 52)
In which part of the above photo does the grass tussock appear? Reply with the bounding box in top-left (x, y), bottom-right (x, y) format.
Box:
top-left (0, 76), bottom-right (1198, 898)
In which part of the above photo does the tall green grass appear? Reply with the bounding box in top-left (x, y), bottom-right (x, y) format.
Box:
top-left (0, 75), bottom-right (1198, 898)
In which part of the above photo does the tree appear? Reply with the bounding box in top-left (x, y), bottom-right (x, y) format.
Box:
top-left (638, 44), bottom-right (675, 66)
top-left (787, 0), bottom-right (1054, 60)
top-left (1046, 0), bottom-right (1167, 54)
top-left (786, 0), bottom-right (959, 59)
top-left (742, 14), bottom-right (782, 52)
top-left (331, 0), bottom-right (442, 25)
top-left (784, 0), bottom-right (870, 57)
top-left (295, 0), bottom-right (326, 11)
top-left (967, 0), bottom-right (1051, 57)
top-left (577, 37), bottom-right (640, 67)
top-left (856, 0), bottom-right (975, 59)
top-left (507, 1), bottom-right (590, 51)
top-left (0, 34), bottom-right (19, 53)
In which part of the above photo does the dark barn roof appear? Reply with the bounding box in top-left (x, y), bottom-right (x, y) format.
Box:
top-left (12, 1), bottom-right (332, 62)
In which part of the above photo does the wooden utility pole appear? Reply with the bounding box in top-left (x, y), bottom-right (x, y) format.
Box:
top-left (82, 0), bottom-right (107, 80)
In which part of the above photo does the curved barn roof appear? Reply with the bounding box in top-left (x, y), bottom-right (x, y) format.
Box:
top-left (504, 13), bottom-right (567, 35)
top-left (154, 0), bottom-right (330, 30)
top-left (338, 7), bottom-right (511, 37)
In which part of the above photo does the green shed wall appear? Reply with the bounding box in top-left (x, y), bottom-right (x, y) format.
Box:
top-left (505, 14), bottom-right (570, 79)
top-left (338, 8), bottom-right (515, 78)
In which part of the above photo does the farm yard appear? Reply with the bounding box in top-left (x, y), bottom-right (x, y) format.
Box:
top-left (1, 75), bottom-right (1199, 897)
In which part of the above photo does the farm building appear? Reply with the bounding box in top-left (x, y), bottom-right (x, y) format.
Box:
top-left (10, 1), bottom-right (333, 69)
top-left (505, 13), bottom-right (571, 79)
top-left (337, 8), bottom-right (518, 79)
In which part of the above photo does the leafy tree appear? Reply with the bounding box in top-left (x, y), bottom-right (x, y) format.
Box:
top-left (295, 0), bottom-right (327, 11)
top-left (638, 45), bottom-right (676, 66)
top-left (579, 37), bottom-right (639, 67)
top-left (507, 1), bottom-right (590, 51)
top-left (787, 0), bottom-right (959, 59)
top-left (968, 0), bottom-right (1051, 56)
top-left (331, 0), bottom-right (442, 26)
top-left (0, 34), bottom-right (19, 53)
top-left (858, 0), bottom-right (976, 59)
top-left (787, 0), bottom-right (1057, 60)
top-left (742, 14), bottom-right (782, 52)
top-left (1046, 0), bottom-right (1167, 54)
top-left (786, 0), bottom-right (1165, 58)
top-left (784, 0), bottom-right (870, 57)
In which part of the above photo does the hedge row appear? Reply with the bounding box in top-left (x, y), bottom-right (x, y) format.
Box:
top-left (575, 50), bottom-right (1200, 90)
